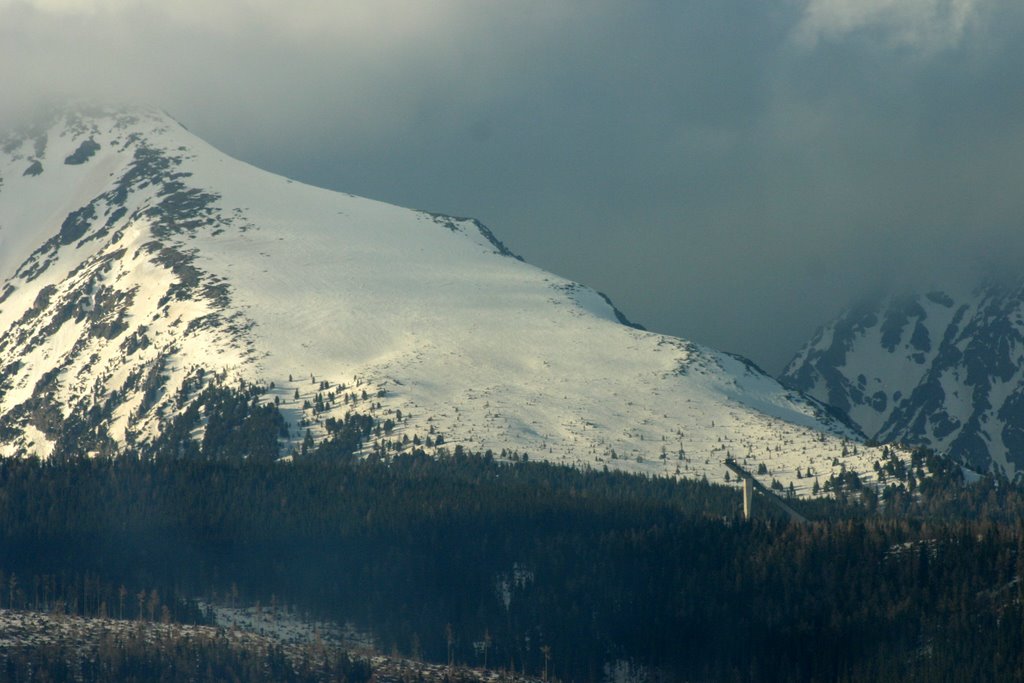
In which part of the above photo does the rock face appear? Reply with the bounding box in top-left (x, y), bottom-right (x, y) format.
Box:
top-left (783, 285), bottom-right (1024, 476)
top-left (0, 104), bottom-right (887, 492)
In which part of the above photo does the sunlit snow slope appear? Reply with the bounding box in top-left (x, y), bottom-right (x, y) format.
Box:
top-left (0, 106), bottom-right (890, 493)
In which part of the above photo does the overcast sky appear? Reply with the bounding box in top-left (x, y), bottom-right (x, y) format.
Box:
top-left (3, 0), bottom-right (1024, 372)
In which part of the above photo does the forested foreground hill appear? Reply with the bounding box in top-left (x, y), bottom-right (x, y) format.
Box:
top-left (0, 608), bottom-right (374, 683)
top-left (1, 449), bottom-right (1023, 682)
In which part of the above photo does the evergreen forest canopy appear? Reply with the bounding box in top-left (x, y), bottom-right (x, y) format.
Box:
top-left (1, 384), bottom-right (1024, 682)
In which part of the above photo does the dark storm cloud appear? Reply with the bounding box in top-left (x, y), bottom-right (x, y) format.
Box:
top-left (2, 0), bottom-right (1023, 371)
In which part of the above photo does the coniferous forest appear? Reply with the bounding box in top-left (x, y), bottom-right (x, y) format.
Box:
top-left (2, 388), bottom-right (1024, 681)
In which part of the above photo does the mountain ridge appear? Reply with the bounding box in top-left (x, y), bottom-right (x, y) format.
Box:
top-left (0, 104), bottom-right (892, 493)
top-left (782, 283), bottom-right (1024, 477)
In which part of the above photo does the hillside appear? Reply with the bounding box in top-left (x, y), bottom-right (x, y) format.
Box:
top-left (0, 105), bottom-right (888, 492)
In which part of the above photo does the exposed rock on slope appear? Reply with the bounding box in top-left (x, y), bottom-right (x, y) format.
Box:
top-left (0, 105), bottom-right (889, 493)
top-left (783, 285), bottom-right (1024, 477)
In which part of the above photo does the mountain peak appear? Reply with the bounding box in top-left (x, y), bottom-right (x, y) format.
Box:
top-left (783, 284), bottom-right (1024, 477)
top-left (0, 106), bottom-right (892, 492)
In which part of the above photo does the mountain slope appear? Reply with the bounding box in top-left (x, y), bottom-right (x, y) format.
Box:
top-left (782, 286), bottom-right (1024, 476)
top-left (0, 105), bottom-right (888, 492)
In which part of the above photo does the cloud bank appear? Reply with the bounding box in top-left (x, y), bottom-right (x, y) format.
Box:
top-left (2, 0), bottom-right (1024, 371)
top-left (795, 0), bottom-right (983, 51)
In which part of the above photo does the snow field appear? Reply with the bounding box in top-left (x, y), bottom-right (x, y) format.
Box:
top-left (0, 106), bottom-right (907, 497)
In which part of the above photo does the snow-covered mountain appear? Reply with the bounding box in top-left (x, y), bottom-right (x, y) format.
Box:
top-left (782, 285), bottom-right (1024, 477)
top-left (0, 104), bottom-right (889, 492)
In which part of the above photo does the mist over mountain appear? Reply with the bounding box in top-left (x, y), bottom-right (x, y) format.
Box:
top-left (5, 4), bottom-right (1024, 679)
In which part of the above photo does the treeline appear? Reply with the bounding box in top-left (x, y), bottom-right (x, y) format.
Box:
top-left (0, 625), bottom-right (371, 683)
top-left (1, 446), bottom-right (1023, 681)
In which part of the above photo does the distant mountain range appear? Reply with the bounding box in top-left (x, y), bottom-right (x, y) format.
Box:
top-left (783, 284), bottom-right (1024, 477)
top-left (0, 104), bottom-right (889, 493)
